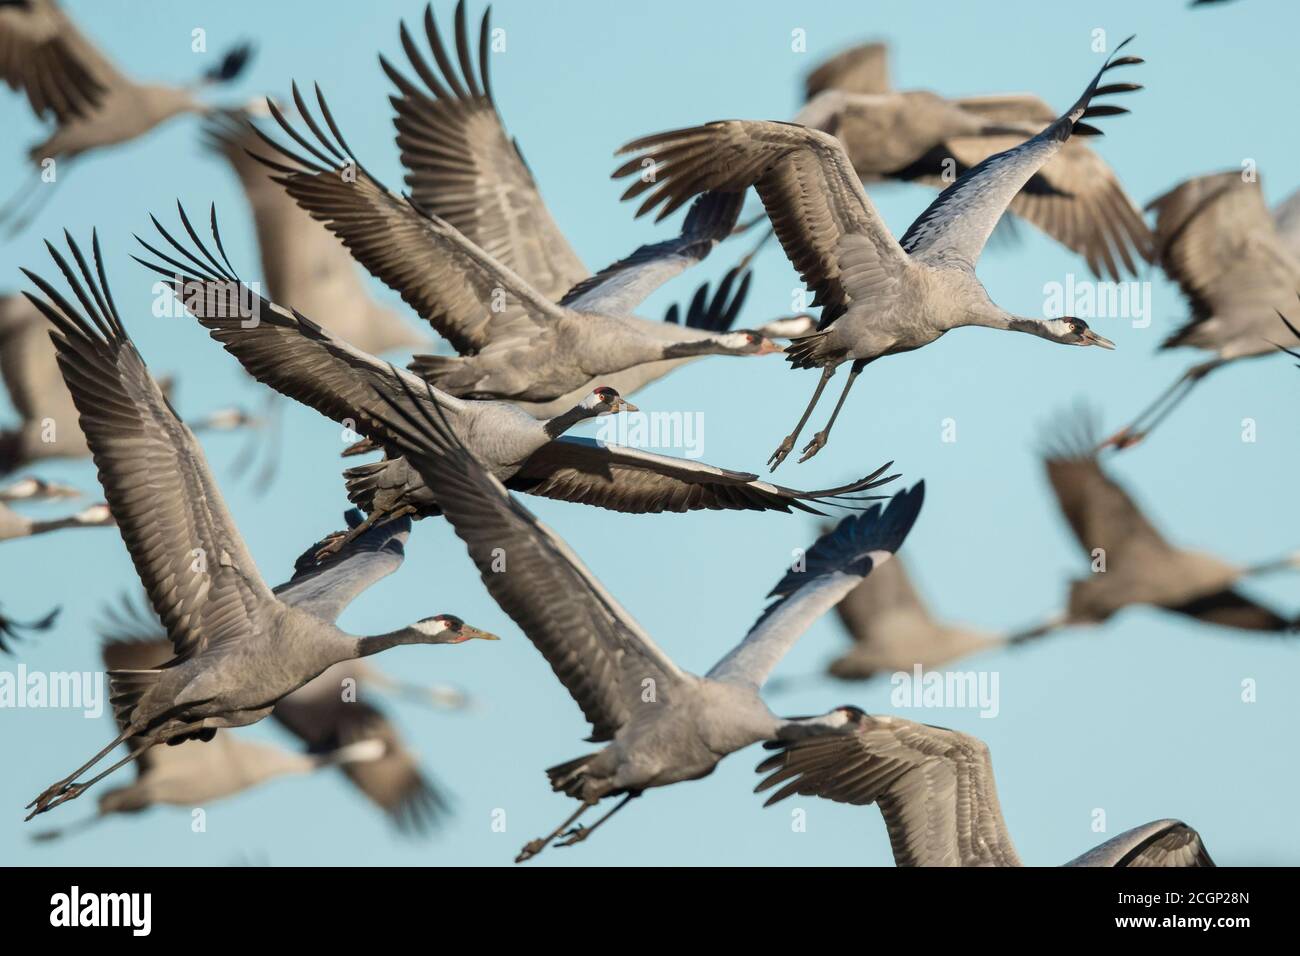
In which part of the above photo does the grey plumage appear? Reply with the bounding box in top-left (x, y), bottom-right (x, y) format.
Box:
top-left (1105, 171), bottom-right (1300, 449)
top-left (755, 708), bottom-right (1214, 867)
top-left (134, 203), bottom-right (898, 548)
top-left (1037, 407), bottom-right (1299, 635)
top-left (615, 40), bottom-right (1135, 470)
top-left (359, 375), bottom-right (923, 862)
top-left (240, 3), bottom-right (781, 405)
top-left (793, 40), bottom-right (1152, 280)
top-left (0, 0), bottom-right (253, 230)
top-left (202, 108), bottom-right (428, 358)
top-left (18, 231), bottom-right (499, 820)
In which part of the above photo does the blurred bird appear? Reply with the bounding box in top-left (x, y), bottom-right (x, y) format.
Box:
top-left (1104, 172), bottom-right (1300, 449)
top-left (616, 40), bottom-right (1136, 469)
top-left (20, 230), bottom-right (499, 819)
top-left (0, 0), bottom-right (253, 232)
top-left (1028, 408), bottom-right (1300, 637)
top-left (780, 39), bottom-right (1153, 280)
top-left (768, 554), bottom-right (1002, 691)
top-left (363, 375), bottom-right (924, 862)
top-left (755, 709), bottom-right (1215, 867)
top-left (1, 292), bottom-right (260, 477)
top-left (32, 512), bottom-right (456, 838)
top-left (31, 637), bottom-right (389, 843)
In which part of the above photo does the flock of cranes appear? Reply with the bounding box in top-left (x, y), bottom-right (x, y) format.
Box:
top-left (0, 0), bottom-right (1289, 867)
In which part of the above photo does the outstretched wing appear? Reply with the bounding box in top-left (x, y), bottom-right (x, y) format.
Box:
top-left (754, 708), bottom-right (1021, 866)
top-left (365, 377), bottom-right (685, 742)
top-left (1148, 171), bottom-right (1300, 351)
top-left (804, 41), bottom-right (891, 99)
top-left (1065, 819), bottom-right (1215, 867)
top-left (614, 119), bottom-right (911, 326)
top-left (510, 436), bottom-right (896, 516)
top-left (273, 509), bottom-right (412, 624)
top-left (560, 191), bottom-right (745, 315)
top-left (1040, 407), bottom-right (1173, 567)
top-left (897, 39), bottom-right (1142, 265)
top-left (24, 232), bottom-right (275, 661)
top-left (706, 482), bottom-right (923, 689)
top-left (248, 84), bottom-right (567, 355)
top-left (0, 0), bottom-right (113, 122)
top-left (382, 0), bottom-right (587, 303)
top-left (132, 202), bottom-right (461, 450)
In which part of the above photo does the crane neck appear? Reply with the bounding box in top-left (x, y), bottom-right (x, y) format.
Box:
top-left (543, 403), bottom-right (600, 439)
top-left (961, 301), bottom-right (1063, 341)
top-left (355, 627), bottom-right (450, 658)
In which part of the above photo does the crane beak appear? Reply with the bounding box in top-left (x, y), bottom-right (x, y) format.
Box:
top-left (757, 339), bottom-right (785, 355)
top-left (612, 399), bottom-right (639, 414)
top-left (1083, 329), bottom-right (1116, 350)
top-left (459, 625), bottom-right (501, 642)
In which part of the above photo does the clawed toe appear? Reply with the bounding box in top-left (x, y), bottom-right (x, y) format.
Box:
top-left (554, 825), bottom-right (589, 848)
top-left (514, 839), bottom-right (545, 864)
top-left (313, 534), bottom-right (346, 562)
top-left (798, 432), bottom-right (828, 463)
top-left (768, 438), bottom-right (795, 472)
top-left (25, 781), bottom-right (80, 820)
top-left (1099, 428), bottom-right (1144, 451)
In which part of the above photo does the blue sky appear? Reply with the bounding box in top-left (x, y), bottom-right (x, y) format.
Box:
top-left (3, 0), bottom-right (1298, 866)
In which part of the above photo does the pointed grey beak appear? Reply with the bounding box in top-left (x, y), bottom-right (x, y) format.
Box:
top-left (613, 399), bottom-right (639, 414)
top-left (1083, 329), bottom-right (1116, 350)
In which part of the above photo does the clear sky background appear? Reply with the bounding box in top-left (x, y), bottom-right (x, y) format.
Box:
top-left (3, 0), bottom-right (1297, 867)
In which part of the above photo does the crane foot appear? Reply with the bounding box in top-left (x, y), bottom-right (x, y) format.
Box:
top-left (514, 838), bottom-right (546, 864)
top-left (554, 825), bottom-right (591, 848)
top-left (1098, 427), bottom-right (1144, 451)
top-left (768, 437), bottom-right (795, 472)
top-left (25, 781), bottom-right (83, 820)
top-left (798, 431), bottom-right (830, 463)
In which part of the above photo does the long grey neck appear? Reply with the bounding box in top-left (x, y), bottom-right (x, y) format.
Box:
top-left (661, 337), bottom-right (730, 359)
top-left (543, 405), bottom-right (597, 440)
top-left (355, 628), bottom-right (443, 658)
top-left (963, 302), bottom-right (1059, 341)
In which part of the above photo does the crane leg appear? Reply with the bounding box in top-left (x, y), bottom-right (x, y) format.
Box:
top-left (555, 792), bottom-right (639, 848)
top-left (1099, 359), bottom-right (1223, 451)
top-left (515, 800), bottom-right (594, 864)
top-left (25, 728), bottom-right (133, 816)
top-left (314, 509), bottom-right (382, 561)
top-left (25, 745), bottom-right (153, 820)
top-left (768, 365), bottom-right (837, 472)
top-left (799, 358), bottom-right (867, 463)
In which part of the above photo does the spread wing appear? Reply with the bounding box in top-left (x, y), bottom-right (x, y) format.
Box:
top-left (1148, 171), bottom-right (1300, 351)
top-left (248, 83), bottom-right (568, 355)
top-left (804, 41), bottom-right (891, 98)
top-left (0, 0), bottom-right (113, 122)
top-left (615, 119), bottom-right (911, 326)
top-left (509, 436), bottom-right (896, 516)
top-left (24, 232), bottom-right (275, 661)
top-left (897, 40), bottom-right (1143, 265)
top-left (272, 509), bottom-right (412, 624)
top-left (1040, 408), bottom-right (1174, 567)
top-left (755, 709), bottom-right (1021, 866)
top-left (365, 377), bottom-right (686, 742)
top-left (382, 1), bottom-right (586, 303)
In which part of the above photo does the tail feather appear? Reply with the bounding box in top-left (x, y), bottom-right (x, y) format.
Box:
top-left (784, 329), bottom-right (844, 370)
top-left (106, 668), bottom-right (164, 728)
top-left (342, 460), bottom-right (387, 514)
top-left (545, 753), bottom-right (599, 799)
